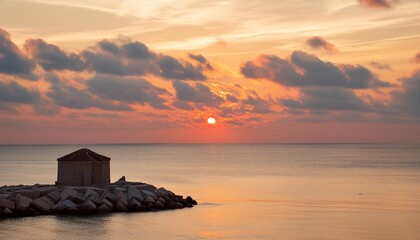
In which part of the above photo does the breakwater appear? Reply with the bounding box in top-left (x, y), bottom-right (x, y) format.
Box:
top-left (0, 177), bottom-right (197, 218)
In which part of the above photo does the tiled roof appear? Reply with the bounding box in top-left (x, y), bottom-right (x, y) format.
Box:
top-left (57, 148), bottom-right (110, 162)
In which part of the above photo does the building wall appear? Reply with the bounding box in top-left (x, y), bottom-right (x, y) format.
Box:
top-left (57, 161), bottom-right (93, 186)
top-left (57, 161), bottom-right (110, 186)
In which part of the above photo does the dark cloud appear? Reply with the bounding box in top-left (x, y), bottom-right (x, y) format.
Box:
top-left (83, 39), bottom-right (209, 80)
top-left (24, 39), bottom-right (85, 71)
top-left (82, 49), bottom-right (157, 76)
top-left (172, 81), bottom-right (224, 109)
top-left (369, 61), bottom-right (391, 70)
top-left (158, 55), bottom-right (207, 81)
top-left (358, 0), bottom-right (397, 8)
top-left (392, 70), bottom-right (420, 117)
top-left (241, 51), bottom-right (392, 89)
top-left (411, 52), bottom-right (420, 63)
top-left (0, 80), bottom-right (40, 103)
top-left (0, 29), bottom-right (35, 79)
top-left (172, 100), bottom-right (194, 110)
top-left (226, 94), bottom-right (239, 103)
top-left (280, 87), bottom-right (369, 112)
top-left (242, 95), bottom-right (272, 114)
top-left (97, 39), bottom-right (154, 59)
top-left (188, 53), bottom-right (213, 70)
top-left (306, 37), bottom-right (338, 53)
top-left (46, 74), bottom-right (133, 111)
top-left (87, 75), bottom-right (171, 109)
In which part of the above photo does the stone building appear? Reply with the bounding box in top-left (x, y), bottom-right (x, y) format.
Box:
top-left (56, 148), bottom-right (110, 186)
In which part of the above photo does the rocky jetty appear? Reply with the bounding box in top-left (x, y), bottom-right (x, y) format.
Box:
top-left (0, 177), bottom-right (197, 219)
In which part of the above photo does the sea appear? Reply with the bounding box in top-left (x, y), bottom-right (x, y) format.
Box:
top-left (0, 144), bottom-right (419, 240)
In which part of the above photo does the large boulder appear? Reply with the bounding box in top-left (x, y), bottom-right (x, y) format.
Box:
top-left (62, 199), bottom-right (77, 209)
top-left (32, 196), bottom-right (54, 212)
top-left (79, 200), bottom-right (97, 214)
top-left (0, 198), bottom-right (15, 210)
top-left (141, 190), bottom-right (157, 199)
top-left (143, 196), bottom-right (155, 205)
top-left (2, 207), bottom-right (14, 216)
top-left (15, 194), bottom-right (32, 213)
top-left (96, 203), bottom-right (112, 214)
top-left (136, 184), bottom-right (156, 192)
top-left (47, 189), bottom-right (62, 203)
top-left (127, 186), bottom-right (143, 202)
top-left (51, 201), bottom-right (67, 213)
top-left (61, 187), bottom-right (80, 201)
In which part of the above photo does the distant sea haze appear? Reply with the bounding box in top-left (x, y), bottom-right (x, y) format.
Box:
top-left (1, 144), bottom-right (419, 240)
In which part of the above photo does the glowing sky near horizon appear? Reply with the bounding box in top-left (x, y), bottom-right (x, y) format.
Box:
top-left (0, 0), bottom-right (420, 143)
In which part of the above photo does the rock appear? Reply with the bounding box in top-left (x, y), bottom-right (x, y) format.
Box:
top-left (112, 187), bottom-right (125, 195)
top-left (2, 207), bottom-right (14, 216)
top-left (61, 187), bottom-right (80, 201)
top-left (47, 189), bottom-right (62, 203)
top-left (185, 196), bottom-right (197, 205)
top-left (128, 198), bottom-right (144, 211)
top-left (102, 192), bottom-right (116, 204)
top-left (156, 187), bottom-right (169, 197)
top-left (154, 200), bottom-right (165, 210)
top-left (0, 198), bottom-right (15, 210)
top-left (51, 201), bottom-right (67, 212)
top-left (69, 195), bottom-right (85, 205)
top-left (127, 186), bottom-right (143, 202)
top-left (15, 194), bottom-right (32, 213)
top-left (115, 191), bottom-right (129, 206)
top-left (87, 194), bottom-right (102, 206)
top-left (114, 201), bottom-right (128, 212)
top-left (20, 190), bottom-right (41, 200)
top-left (84, 189), bottom-right (99, 198)
top-left (117, 176), bottom-right (126, 182)
top-left (96, 204), bottom-right (112, 214)
top-left (62, 199), bottom-right (77, 209)
top-left (32, 196), bottom-right (54, 212)
top-left (103, 199), bottom-right (113, 208)
top-left (144, 196), bottom-right (155, 205)
top-left (157, 197), bottom-right (166, 205)
top-left (65, 206), bottom-right (79, 214)
top-left (136, 184), bottom-right (156, 192)
top-left (167, 201), bottom-right (180, 209)
top-left (29, 207), bottom-right (40, 216)
top-left (141, 190), bottom-right (157, 199)
top-left (79, 200), bottom-right (97, 214)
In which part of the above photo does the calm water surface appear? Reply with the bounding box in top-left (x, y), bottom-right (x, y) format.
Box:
top-left (0, 144), bottom-right (419, 240)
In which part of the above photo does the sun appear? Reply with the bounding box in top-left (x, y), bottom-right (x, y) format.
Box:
top-left (207, 117), bottom-right (216, 125)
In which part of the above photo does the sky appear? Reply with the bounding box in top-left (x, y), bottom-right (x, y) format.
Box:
top-left (1, 0), bottom-right (420, 144)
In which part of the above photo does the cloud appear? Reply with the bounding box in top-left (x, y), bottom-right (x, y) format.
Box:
top-left (0, 80), bottom-right (40, 103)
top-left (392, 70), bottom-right (420, 117)
top-left (0, 28), bottom-right (35, 79)
top-left (241, 51), bottom-right (392, 89)
top-left (306, 37), bottom-right (338, 53)
top-left (280, 87), bottom-right (370, 112)
top-left (82, 38), bottom-right (209, 80)
top-left (87, 75), bottom-right (171, 109)
top-left (24, 39), bottom-right (86, 71)
top-left (97, 39), bottom-right (154, 59)
top-left (82, 46), bottom-right (157, 76)
top-left (358, 0), bottom-right (397, 8)
top-left (46, 74), bottom-right (133, 111)
top-left (172, 81), bottom-right (224, 109)
top-left (242, 95), bottom-right (272, 114)
top-left (188, 53), bottom-right (213, 70)
top-left (369, 61), bottom-right (391, 70)
top-left (226, 94), bottom-right (239, 103)
top-left (158, 55), bottom-right (207, 80)
top-left (411, 52), bottom-right (420, 63)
